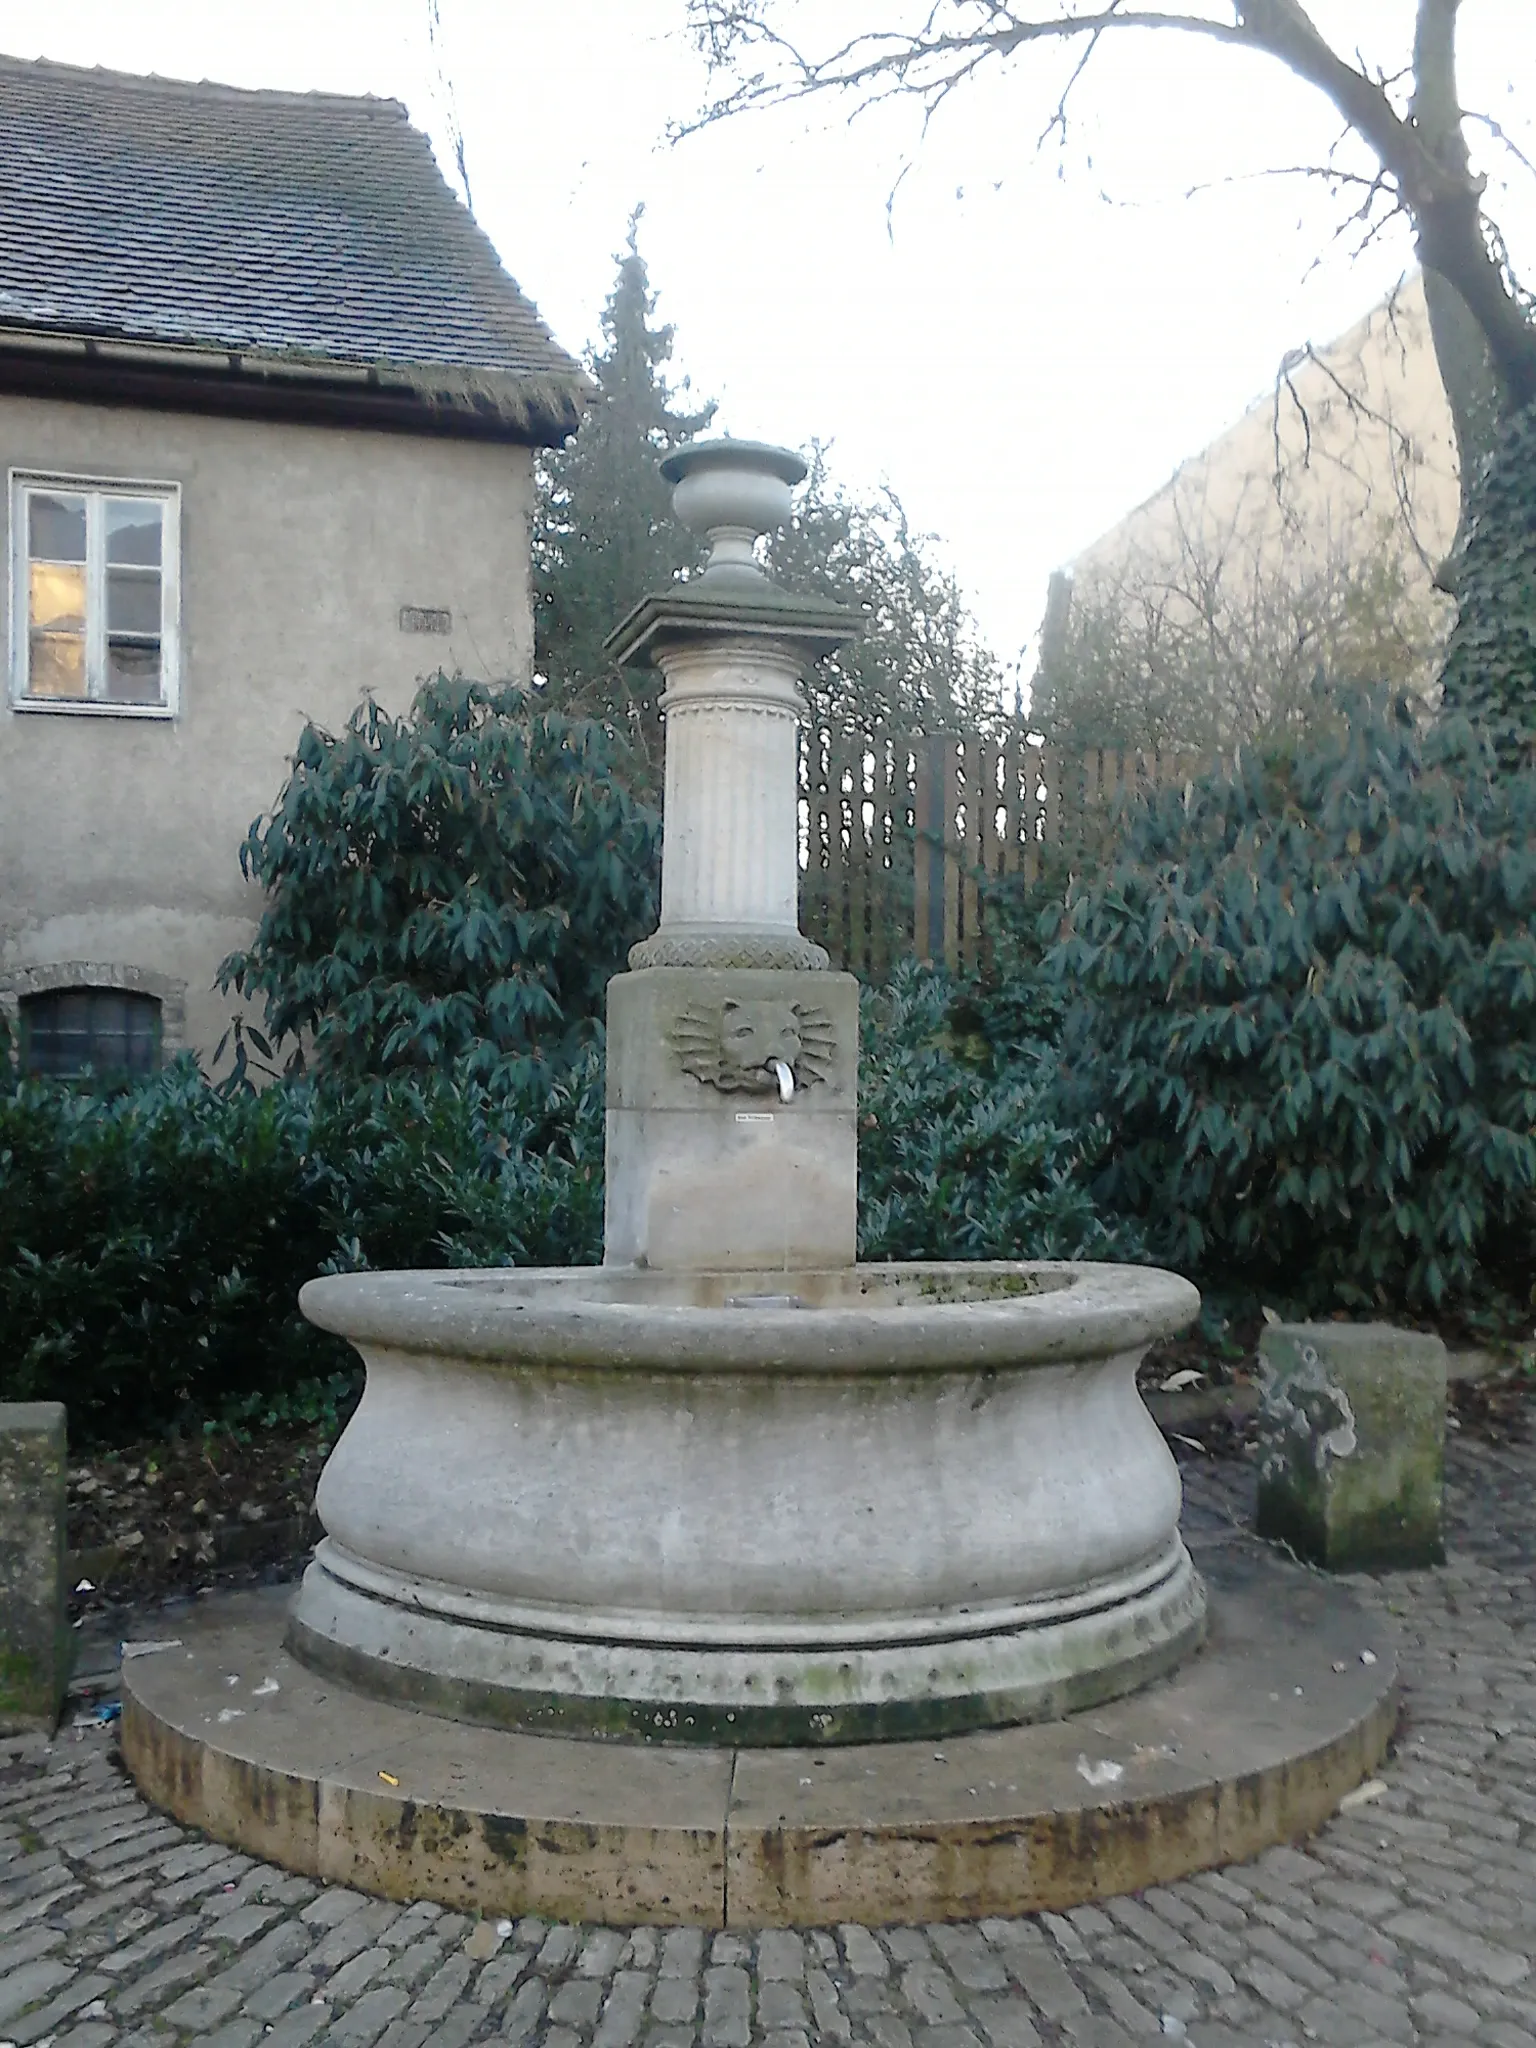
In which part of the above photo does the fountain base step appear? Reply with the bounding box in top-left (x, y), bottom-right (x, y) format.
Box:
top-left (284, 1536), bottom-right (1206, 1744)
top-left (122, 1535), bottom-right (1394, 1928)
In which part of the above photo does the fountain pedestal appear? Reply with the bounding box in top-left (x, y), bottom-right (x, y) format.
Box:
top-left (605, 967), bottom-right (859, 1271)
top-left (603, 441), bottom-right (861, 1271)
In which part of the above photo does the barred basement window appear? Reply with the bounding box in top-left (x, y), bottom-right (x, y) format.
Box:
top-left (19, 988), bottom-right (163, 1077)
top-left (9, 472), bottom-right (181, 715)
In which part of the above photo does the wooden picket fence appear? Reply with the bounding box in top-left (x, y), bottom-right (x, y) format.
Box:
top-left (798, 729), bottom-right (1208, 978)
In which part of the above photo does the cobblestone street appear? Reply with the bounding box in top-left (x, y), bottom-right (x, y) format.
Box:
top-left (3, 1423), bottom-right (1533, 2048)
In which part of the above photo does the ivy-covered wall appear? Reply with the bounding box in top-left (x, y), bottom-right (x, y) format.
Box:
top-left (1439, 399), bottom-right (1536, 736)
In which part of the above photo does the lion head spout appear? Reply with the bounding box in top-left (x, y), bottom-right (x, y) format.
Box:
top-left (670, 998), bottom-right (836, 1093)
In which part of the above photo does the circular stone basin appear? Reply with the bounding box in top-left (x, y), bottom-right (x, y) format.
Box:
top-left (291, 1261), bottom-right (1205, 1745)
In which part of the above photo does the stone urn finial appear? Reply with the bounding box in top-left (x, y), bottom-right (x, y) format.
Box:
top-left (661, 439), bottom-right (807, 586)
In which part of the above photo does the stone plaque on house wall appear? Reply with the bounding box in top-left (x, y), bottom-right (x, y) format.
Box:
top-left (399, 605), bottom-right (452, 635)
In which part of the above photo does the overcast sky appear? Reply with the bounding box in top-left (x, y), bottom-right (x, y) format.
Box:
top-left (4, 1), bottom-right (1534, 689)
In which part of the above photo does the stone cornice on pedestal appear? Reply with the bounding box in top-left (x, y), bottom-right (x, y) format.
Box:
top-left (604, 581), bottom-right (855, 671)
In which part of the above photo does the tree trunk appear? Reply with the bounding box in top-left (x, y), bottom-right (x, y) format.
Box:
top-left (1406, 0), bottom-right (1527, 585)
top-left (1419, 267), bottom-right (1501, 591)
top-left (1410, 192), bottom-right (1536, 421)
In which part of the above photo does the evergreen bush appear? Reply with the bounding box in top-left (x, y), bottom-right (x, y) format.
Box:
top-left (0, 1051), bottom-right (603, 1442)
top-left (1038, 692), bottom-right (1536, 1324)
top-left (2, 967), bottom-right (1139, 1437)
top-left (858, 961), bottom-right (1139, 1264)
top-left (221, 675), bottom-right (659, 1085)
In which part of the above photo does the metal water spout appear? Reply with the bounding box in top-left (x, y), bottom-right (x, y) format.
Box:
top-left (768, 1058), bottom-right (795, 1103)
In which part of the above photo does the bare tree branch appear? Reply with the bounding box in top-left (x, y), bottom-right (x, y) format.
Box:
top-left (1462, 110), bottom-right (1536, 190)
top-left (1183, 163), bottom-right (1387, 199)
top-left (685, 0), bottom-right (1536, 417)
top-left (1038, 439), bottom-right (1452, 751)
top-left (426, 0), bottom-right (474, 213)
top-left (679, 5), bottom-right (1252, 135)
top-left (1037, 20), bottom-right (1109, 152)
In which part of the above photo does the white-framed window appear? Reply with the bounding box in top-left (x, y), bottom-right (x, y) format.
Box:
top-left (8, 471), bottom-right (181, 717)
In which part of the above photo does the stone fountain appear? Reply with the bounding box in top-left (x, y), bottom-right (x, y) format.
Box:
top-left (121, 438), bottom-right (1396, 1927)
top-left (285, 438), bottom-right (1203, 1743)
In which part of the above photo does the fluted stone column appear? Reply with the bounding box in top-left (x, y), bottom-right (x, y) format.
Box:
top-left (603, 441), bottom-right (859, 1268)
top-left (634, 638), bottom-right (819, 968)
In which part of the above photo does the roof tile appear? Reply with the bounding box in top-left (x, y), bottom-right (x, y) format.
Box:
top-left (0, 55), bottom-right (585, 437)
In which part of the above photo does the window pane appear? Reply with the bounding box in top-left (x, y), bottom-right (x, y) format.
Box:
top-left (20, 486), bottom-right (175, 711)
top-left (28, 632), bottom-right (86, 697)
top-left (106, 640), bottom-right (163, 703)
top-left (106, 498), bottom-right (163, 567)
top-left (30, 560), bottom-right (86, 633)
top-left (28, 492), bottom-right (86, 563)
top-left (21, 988), bottom-right (162, 1077)
top-left (108, 565), bottom-right (161, 634)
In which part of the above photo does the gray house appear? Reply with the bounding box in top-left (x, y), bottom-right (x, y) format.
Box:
top-left (0, 55), bottom-right (585, 1069)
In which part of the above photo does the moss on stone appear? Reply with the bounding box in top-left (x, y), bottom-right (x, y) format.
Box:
top-left (0, 1646), bottom-right (52, 1722)
top-left (1256, 1324), bottom-right (1445, 1574)
top-left (0, 1404), bottom-right (69, 1732)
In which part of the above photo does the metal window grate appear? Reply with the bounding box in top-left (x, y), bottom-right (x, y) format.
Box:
top-left (20, 987), bottom-right (162, 1077)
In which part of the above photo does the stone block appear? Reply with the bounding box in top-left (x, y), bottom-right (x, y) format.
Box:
top-left (1255, 1322), bottom-right (1446, 1571)
top-left (0, 1401), bottom-right (70, 1730)
top-left (604, 967), bottom-right (859, 1270)
top-left (605, 967), bottom-right (859, 1109)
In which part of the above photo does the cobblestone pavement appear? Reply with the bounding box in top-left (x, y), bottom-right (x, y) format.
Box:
top-left (3, 1424), bottom-right (1534, 2048)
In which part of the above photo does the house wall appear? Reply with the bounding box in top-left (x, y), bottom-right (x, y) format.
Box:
top-left (0, 392), bottom-right (536, 1066)
top-left (1063, 271), bottom-right (1459, 667)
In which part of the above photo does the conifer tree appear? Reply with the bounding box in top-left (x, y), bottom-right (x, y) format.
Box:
top-left (534, 221), bottom-right (1010, 786)
top-left (532, 213), bottom-right (714, 790)
top-left (770, 447), bottom-right (1008, 738)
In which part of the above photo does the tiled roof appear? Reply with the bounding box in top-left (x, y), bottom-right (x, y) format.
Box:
top-left (0, 54), bottom-right (586, 440)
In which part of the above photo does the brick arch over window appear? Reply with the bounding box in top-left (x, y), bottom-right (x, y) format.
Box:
top-left (0, 962), bottom-right (187, 1067)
